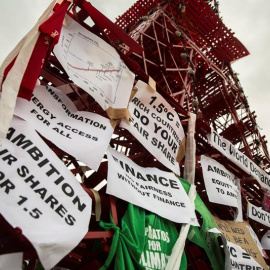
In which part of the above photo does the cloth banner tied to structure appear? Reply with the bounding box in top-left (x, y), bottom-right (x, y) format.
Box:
top-left (14, 85), bottom-right (113, 171)
top-left (106, 146), bottom-right (197, 224)
top-left (54, 15), bottom-right (135, 111)
top-left (120, 80), bottom-right (185, 175)
top-left (0, 117), bottom-right (92, 269)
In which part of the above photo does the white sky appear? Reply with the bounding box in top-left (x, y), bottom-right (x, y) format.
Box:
top-left (219, 1), bottom-right (270, 146)
top-left (0, 0), bottom-right (270, 148)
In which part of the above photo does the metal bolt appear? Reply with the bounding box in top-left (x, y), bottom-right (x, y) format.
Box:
top-left (188, 67), bottom-right (195, 75)
top-left (193, 98), bottom-right (199, 107)
top-left (180, 53), bottom-right (188, 59)
top-left (141, 16), bottom-right (149, 21)
top-left (175, 30), bottom-right (182, 37)
top-left (238, 87), bottom-right (243, 92)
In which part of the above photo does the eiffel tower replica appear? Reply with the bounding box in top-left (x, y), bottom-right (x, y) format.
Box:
top-left (1, 0), bottom-right (269, 269)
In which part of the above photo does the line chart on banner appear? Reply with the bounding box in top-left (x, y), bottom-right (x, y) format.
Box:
top-left (56, 29), bottom-right (126, 106)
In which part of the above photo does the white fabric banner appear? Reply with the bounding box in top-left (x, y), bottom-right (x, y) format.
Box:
top-left (120, 80), bottom-right (185, 175)
top-left (225, 240), bottom-right (264, 270)
top-left (14, 85), bottom-right (113, 171)
top-left (200, 155), bottom-right (241, 208)
top-left (236, 179), bottom-right (243, 221)
top-left (0, 252), bottom-right (23, 270)
top-left (0, 117), bottom-right (91, 270)
top-left (0, 0), bottom-right (56, 146)
top-left (261, 230), bottom-right (270, 250)
top-left (106, 147), bottom-right (197, 224)
top-left (165, 185), bottom-right (198, 270)
top-left (54, 15), bottom-right (135, 110)
top-left (246, 225), bottom-right (266, 258)
top-left (247, 202), bottom-right (270, 228)
top-left (183, 112), bottom-right (196, 184)
top-left (208, 130), bottom-right (270, 191)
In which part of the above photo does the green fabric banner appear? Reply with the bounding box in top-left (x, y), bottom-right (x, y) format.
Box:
top-left (100, 203), bottom-right (187, 270)
top-left (100, 178), bottom-right (224, 270)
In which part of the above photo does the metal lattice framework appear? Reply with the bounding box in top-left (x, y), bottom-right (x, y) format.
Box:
top-left (1, 0), bottom-right (270, 269)
top-left (115, 0), bottom-right (269, 165)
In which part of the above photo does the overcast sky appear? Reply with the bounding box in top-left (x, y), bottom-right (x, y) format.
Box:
top-left (0, 0), bottom-right (270, 148)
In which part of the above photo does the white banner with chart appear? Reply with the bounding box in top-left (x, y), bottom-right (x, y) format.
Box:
top-left (54, 15), bottom-right (135, 110)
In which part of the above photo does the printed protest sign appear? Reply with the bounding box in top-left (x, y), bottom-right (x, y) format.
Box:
top-left (54, 15), bottom-right (135, 110)
top-left (213, 216), bottom-right (268, 269)
top-left (14, 85), bottom-right (113, 171)
top-left (0, 117), bottom-right (91, 270)
top-left (0, 252), bottom-right (23, 270)
top-left (225, 241), bottom-right (265, 270)
top-left (200, 155), bottom-right (240, 208)
top-left (106, 147), bottom-right (196, 224)
top-left (247, 202), bottom-right (270, 228)
top-left (208, 130), bottom-right (270, 191)
top-left (120, 80), bottom-right (185, 175)
top-left (261, 231), bottom-right (270, 250)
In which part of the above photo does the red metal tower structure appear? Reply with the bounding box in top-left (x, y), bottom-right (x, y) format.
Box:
top-left (1, 0), bottom-right (269, 269)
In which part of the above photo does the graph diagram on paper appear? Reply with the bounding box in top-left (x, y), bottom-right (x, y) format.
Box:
top-left (54, 16), bottom-right (135, 110)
